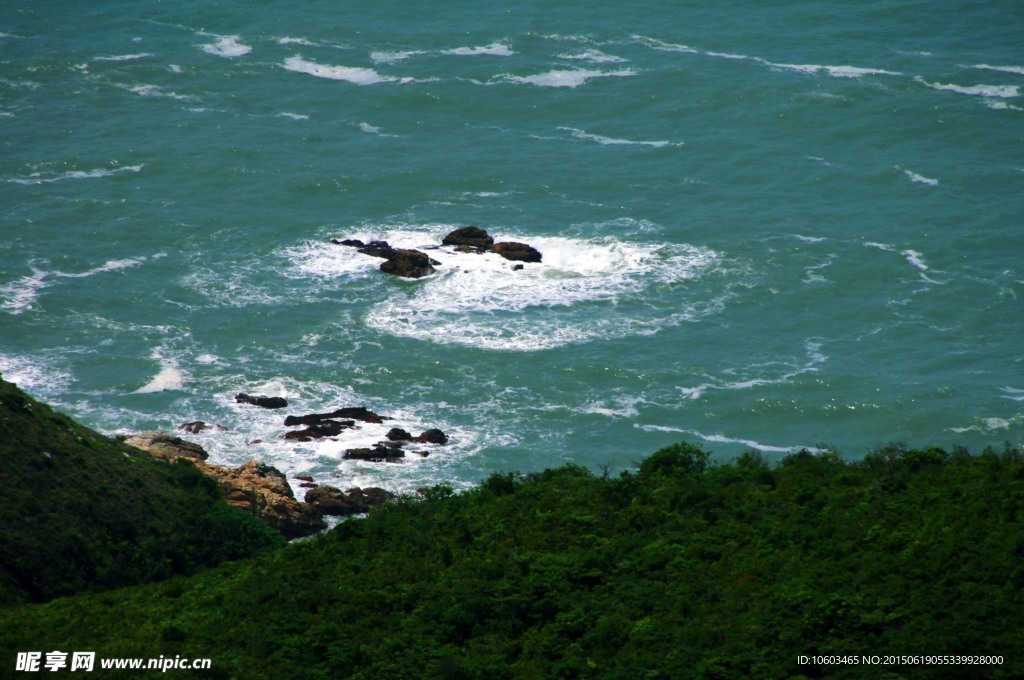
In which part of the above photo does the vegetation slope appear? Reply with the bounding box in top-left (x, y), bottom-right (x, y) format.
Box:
top-left (0, 377), bottom-right (283, 605)
top-left (2, 424), bottom-right (1023, 678)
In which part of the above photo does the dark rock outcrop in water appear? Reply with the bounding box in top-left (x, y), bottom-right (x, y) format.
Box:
top-left (490, 241), bottom-right (543, 263)
top-left (441, 226), bottom-right (494, 251)
top-left (379, 248), bottom-right (436, 278)
top-left (332, 225), bottom-right (541, 277)
top-left (285, 407), bottom-right (390, 426)
top-left (236, 393), bottom-right (288, 410)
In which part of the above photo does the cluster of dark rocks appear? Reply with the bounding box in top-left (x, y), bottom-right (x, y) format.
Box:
top-left (330, 226), bottom-right (543, 278)
top-left (121, 396), bottom-right (453, 539)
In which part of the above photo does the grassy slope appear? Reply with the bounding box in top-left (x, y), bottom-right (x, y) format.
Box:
top-left (2, 442), bottom-right (1023, 679)
top-left (0, 377), bottom-right (283, 605)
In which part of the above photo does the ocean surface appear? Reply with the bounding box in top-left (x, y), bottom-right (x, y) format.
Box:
top-left (2, 1), bottom-right (1022, 496)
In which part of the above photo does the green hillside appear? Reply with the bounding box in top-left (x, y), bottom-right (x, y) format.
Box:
top-left (2, 434), bottom-right (1022, 678)
top-left (0, 377), bottom-right (283, 605)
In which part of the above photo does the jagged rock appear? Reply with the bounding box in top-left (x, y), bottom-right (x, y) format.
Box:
top-left (283, 419), bottom-right (354, 441)
top-left (178, 421), bottom-right (226, 434)
top-left (305, 485), bottom-right (396, 516)
top-left (196, 459), bottom-right (325, 539)
top-left (236, 393), bottom-right (288, 409)
top-left (442, 226), bottom-right (494, 250)
top-left (343, 447), bottom-right (405, 462)
top-left (357, 240), bottom-right (397, 259)
top-left (331, 238), bottom-right (365, 247)
top-left (123, 431), bottom-right (209, 461)
top-left (491, 241), bottom-right (542, 263)
top-left (386, 427), bottom-right (413, 441)
top-left (415, 428), bottom-right (449, 445)
top-left (380, 249), bottom-right (436, 278)
top-left (285, 408), bottom-right (389, 425)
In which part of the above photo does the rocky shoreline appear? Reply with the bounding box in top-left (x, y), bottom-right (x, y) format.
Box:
top-left (119, 397), bottom-right (452, 540)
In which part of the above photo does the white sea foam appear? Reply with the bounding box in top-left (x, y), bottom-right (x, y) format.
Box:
top-left (283, 56), bottom-right (399, 85)
top-left (631, 35), bottom-right (699, 54)
top-left (443, 42), bottom-right (514, 57)
top-left (559, 127), bottom-right (676, 148)
top-left (502, 68), bottom-right (635, 88)
top-left (200, 34), bottom-right (252, 58)
top-left (278, 37), bottom-right (319, 47)
top-left (0, 354), bottom-right (73, 394)
top-left (557, 49), bottom-right (627, 64)
top-left (950, 414), bottom-right (1024, 434)
top-left (636, 424), bottom-right (807, 453)
top-left (6, 164), bottom-right (143, 185)
top-left (94, 53), bottom-right (154, 62)
top-left (286, 227), bottom-right (720, 351)
top-left (972, 64), bottom-right (1024, 76)
top-left (135, 351), bottom-right (186, 394)
top-left (903, 169), bottom-right (939, 186)
top-left (0, 268), bottom-right (49, 314)
top-left (1000, 387), bottom-right (1024, 402)
top-left (917, 78), bottom-right (1020, 99)
top-left (676, 339), bottom-right (827, 398)
top-left (769, 62), bottom-right (901, 78)
top-left (129, 84), bottom-right (194, 100)
top-left (370, 50), bottom-right (424, 64)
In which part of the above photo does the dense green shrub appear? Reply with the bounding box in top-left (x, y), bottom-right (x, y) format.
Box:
top-left (3, 431), bottom-right (1023, 678)
top-left (0, 378), bottom-right (283, 604)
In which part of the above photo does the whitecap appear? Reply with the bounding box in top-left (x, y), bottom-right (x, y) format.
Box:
top-left (370, 50), bottom-right (423, 64)
top-left (56, 257), bottom-right (146, 279)
top-left (128, 84), bottom-right (194, 100)
top-left (0, 354), bottom-right (73, 394)
top-left (94, 53), bottom-right (155, 62)
top-left (1000, 387), bottom-right (1024, 402)
top-left (200, 34), bottom-right (252, 58)
top-left (769, 62), bottom-right (901, 78)
top-left (502, 68), bottom-right (635, 88)
top-left (6, 164), bottom-right (143, 185)
top-left (365, 233), bottom-right (717, 350)
top-left (283, 56), bottom-right (395, 84)
top-left (279, 112), bottom-right (309, 120)
top-left (443, 42), bottom-right (514, 57)
top-left (917, 78), bottom-right (1019, 98)
top-left (278, 37), bottom-right (319, 47)
top-left (0, 268), bottom-right (49, 314)
top-left (631, 35), bottom-right (699, 54)
top-left (135, 352), bottom-right (186, 394)
top-left (903, 169), bottom-right (939, 186)
top-left (635, 424), bottom-right (809, 453)
top-left (559, 126), bottom-right (675, 148)
top-left (972, 64), bottom-right (1024, 76)
top-left (557, 49), bottom-right (627, 64)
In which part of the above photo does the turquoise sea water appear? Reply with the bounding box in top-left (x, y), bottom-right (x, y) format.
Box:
top-left (2, 2), bottom-right (1022, 494)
